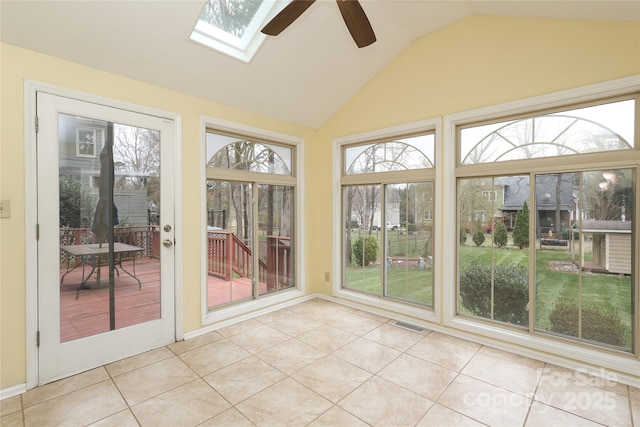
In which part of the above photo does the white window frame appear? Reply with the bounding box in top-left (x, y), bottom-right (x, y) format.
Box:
top-left (443, 75), bottom-right (640, 382)
top-left (332, 118), bottom-right (440, 324)
top-left (200, 117), bottom-right (305, 326)
top-left (482, 190), bottom-right (497, 201)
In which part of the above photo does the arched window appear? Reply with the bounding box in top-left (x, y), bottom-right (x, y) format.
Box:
top-left (346, 138), bottom-right (434, 174)
top-left (207, 133), bottom-right (292, 175)
top-left (340, 130), bottom-right (436, 308)
top-left (460, 99), bottom-right (634, 165)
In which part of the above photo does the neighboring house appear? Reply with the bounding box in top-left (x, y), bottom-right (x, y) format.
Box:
top-left (581, 220), bottom-right (632, 275)
top-left (460, 182), bottom-right (506, 232)
top-left (59, 115), bottom-right (151, 227)
top-left (495, 177), bottom-right (527, 230)
top-left (481, 184), bottom-right (505, 231)
top-left (498, 175), bottom-right (577, 234)
top-left (386, 188), bottom-right (401, 228)
top-left (371, 186), bottom-right (401, 229)
top-left (110, 174), bottom-right (152, 225)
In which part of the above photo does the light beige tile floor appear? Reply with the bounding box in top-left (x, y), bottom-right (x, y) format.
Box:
top-left (2, 298), bottom-right (639, 426)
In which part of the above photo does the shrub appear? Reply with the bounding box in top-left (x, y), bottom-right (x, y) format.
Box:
top-left (493, 223), bottom-right (508, 248)
top-left (459, 263), bottom-right (492, 317)
top-left (512, 201), bottom-right (530, 249)
top-left (460, 227), bottom-right (467, 245)
top-left (459, 263), bottom-right (529, 326)
top-left (561, 227), bottom-right (578, 240)
top-left (549, 302), bottom-right (626, 347)
top-left (472, 225), bottom-right (485, 247)
top-left (352, 235), bottom-right (379, 266)
top-left (59, 174), bottom-right (97, 228)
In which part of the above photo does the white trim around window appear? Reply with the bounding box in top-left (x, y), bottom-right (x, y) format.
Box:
top-left (199, 116), bottom-right (305, 325)
top-left (332, 118), bottom-right (441, 324)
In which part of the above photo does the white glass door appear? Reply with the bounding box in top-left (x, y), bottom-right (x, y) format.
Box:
top-left (37, 93), bottom-right (175, 384)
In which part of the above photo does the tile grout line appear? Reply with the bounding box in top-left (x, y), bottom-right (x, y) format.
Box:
top-left (14, 299), bottom-right (637, 426)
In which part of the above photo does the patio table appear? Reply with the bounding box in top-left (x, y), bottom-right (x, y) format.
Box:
top-left (60, 242), bottom-right (143, 298)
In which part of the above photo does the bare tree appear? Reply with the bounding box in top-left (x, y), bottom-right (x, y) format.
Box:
top-left (586, 169), bottom-right (632, 221)
top-left (279, 186), bottom-right (292, 238)
top-left (201, 0), bottom-right (262, 37)
top-left (553, 173), bottom-right (572, 236)
top-left (112, 125), bottom-right (161, 223)
top-left (113, 125), bottom-right (160, 188)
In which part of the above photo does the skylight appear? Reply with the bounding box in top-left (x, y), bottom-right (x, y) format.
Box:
top-left (189, 0), bottom-right (276, 62)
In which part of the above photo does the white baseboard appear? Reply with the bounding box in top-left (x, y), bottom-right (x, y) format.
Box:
top-left (185, 293), bottom-right (317, 340)
top-left (0, 383), bottom-right (26, 400)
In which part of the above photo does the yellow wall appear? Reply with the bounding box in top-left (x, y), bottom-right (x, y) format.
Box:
top-left (309, 16), bottom-right (640, 295)
top-left (323, 16), bottom-right (640, 135)
top-left (0, 43), bottom-right (314, 389)
top-left (2, 15), bottom-right (639, 390)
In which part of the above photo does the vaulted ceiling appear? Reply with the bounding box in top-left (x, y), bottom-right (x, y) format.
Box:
top-left (2, 1), bottom-right (638, 128)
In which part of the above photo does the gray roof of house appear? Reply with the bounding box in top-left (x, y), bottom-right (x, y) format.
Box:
top-left (498, 174), bottom-right (575, 211)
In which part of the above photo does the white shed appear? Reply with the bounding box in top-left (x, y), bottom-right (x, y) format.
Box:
top-left (581, 220), bottom-right (632, 275)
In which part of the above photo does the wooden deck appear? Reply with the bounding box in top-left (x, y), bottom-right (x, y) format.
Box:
top-left (58, 228), bottom-right (293, 341)
top-left (59, 257), bottom-right (262, 342)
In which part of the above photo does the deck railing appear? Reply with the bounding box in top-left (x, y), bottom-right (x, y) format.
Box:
top-left (60, 226), bottom-right (158, 264)
top-left (207, 231), bottom-right (230, 279)
top-left (266, 235), bottom-right (292, 290)
top-left (207, 231), bottom-right (291, 289)
top-left (60, 227), bottom-right (291, 288)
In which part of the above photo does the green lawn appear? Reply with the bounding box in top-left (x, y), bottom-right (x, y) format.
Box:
top-left (345, 264), bottom-right (433, 306)
top-left (345, 229), bottom-right (433, 306)
top-left (345, 235), bottom-right (633, 349)
top-left (349, 229), bottom-right (432, 259)
top-left (460, 243), bottom-right (632, 348)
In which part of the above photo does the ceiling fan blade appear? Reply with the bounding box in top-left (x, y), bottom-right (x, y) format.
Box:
top-left (261, 0), bottom-right (316, 36)
top-left (336, 0), bottom-right (376, 48)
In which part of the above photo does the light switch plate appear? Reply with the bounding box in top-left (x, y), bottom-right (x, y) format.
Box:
top-left (0, 200), bottom-right (10, 218)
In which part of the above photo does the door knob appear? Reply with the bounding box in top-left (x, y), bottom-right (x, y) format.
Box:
top-left (163, 239), bottom-right (173, 248)
top-left (164, 225), bottom-right (172, 232)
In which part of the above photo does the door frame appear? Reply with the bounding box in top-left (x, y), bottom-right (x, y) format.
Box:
top-left (24, 81), bottom-right (183, 389)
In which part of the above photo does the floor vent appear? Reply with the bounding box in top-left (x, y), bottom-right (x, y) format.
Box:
top-left (393, 321), bottom-right (425, 333)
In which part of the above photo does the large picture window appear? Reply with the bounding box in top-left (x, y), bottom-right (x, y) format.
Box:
top-left (205, 130), bottom-right (296, 310)
top-left (456, 96), bottom-right (637, 353)
top-left (341, 133), bottom-right (435, 307)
